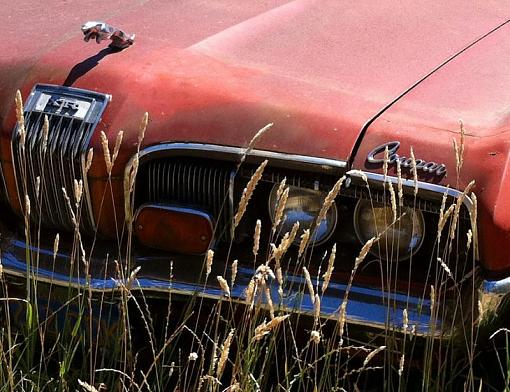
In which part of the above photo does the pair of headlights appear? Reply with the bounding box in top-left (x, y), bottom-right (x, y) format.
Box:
top-left (268, 185), bottom-right (425, 260)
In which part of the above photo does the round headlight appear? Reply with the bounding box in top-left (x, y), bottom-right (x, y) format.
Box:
top-left (353, 199), bottom-right (425, 261)
top-left (269, 185), bottom-right (337, 245)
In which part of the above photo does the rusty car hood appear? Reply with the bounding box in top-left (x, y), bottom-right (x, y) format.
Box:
top-left (1, 0), bottom-right (508, 168)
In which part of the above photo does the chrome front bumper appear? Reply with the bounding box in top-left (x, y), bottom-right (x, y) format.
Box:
top-left (0, 226), bottom-right (449, 338)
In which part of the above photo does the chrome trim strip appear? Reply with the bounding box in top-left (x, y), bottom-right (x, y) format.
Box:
top-left (136, 143), bottom-right (347, 170)
top-left (124, 143), bottom-right (348, 220)
top-left (346, 170), bottom-right (474, 212)
top-left (483, 277), bottom-right (510, 295)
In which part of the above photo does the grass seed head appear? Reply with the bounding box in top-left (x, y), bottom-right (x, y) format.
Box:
top-left (100, 131), bottom-right (112, 174)
top-left (298, 229), bottom-right (310, 258)
top-left (206, 249), bottom-right (214, 278)
top-left (53, 233), bottom-right (60, 258)
top-left (302, 266), bottom-right (315, 303)
top-left (314, 293), bottom-right (321, 323)
top-left (253, 314), bottom-right (289, 341)
top-left (316, 176), bottom-right (345, 225)
top-left (410, 147), bottom-right (418, 196)
top-left (363, 346), bottom-right (386, 367)
top-left (216, 329), bottom-right (235, 378)
top-left (234, 160), bottom-right (267, 228)
top-left (322, 243), bottom-right (336, 294)
top-left (355, 236), bottom-right (376, 269)
top-left (217, 275), bottom-right (230, 297)
top-left (244, 123), bottom-right (273, 157)
top-left (310, 330), bottom-right (321, 344)
top-left (112, 130), bottom-right (124, 167)
top-left (231, 259), bottom-right (238, 289)
top-left (253, 219), bottom-right (261, 258)
top-left (273, 187), bottom-right (289, 228)
top-left (85, 147), bottom-right (94, 173)
top-left (396, 158), bottom-right (403, 206)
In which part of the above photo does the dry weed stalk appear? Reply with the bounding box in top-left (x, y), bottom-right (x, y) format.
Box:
top-left (85, 148), bottom-right (94, 173)
top-left (454, 120), bottom-right (466, 178)
top-left (396, 158), bottom-right (403, 206)
top-left (112, 130), bottom-right (124, 166)
top-left (430, 285), bottom-right (436, 314)
top-left (216, 329), bottom-right (235, 378)
top-left (275, 177), bottom-right (287, 203)
top-left (398, 354), bottom-right (405, 377)
top-left (313, 293), bottom-right (321, 323)
top-left (273, 187), bottom-right (289, 229)
top-left (62, 188), bottom-right (77, 226)
top-left (234, 160), bottom-right (268, 228)
top-left (322, 243), bottom-right (336, 294)
top-left (217, 276), bottom-right (230, 297)
top-left (253, 219), bottom-right (261, 258)
top-left (363, 345), bottom-right (386, 367)
top-left (310, 330), bottom-right (321, 344)
top-left (387, 181), bottom-right (397, 222)
top-left (53, 233), bottom-right (60, 258)
top-left (100, 131), bottom-right (112, 174)
top-left (15, 90), bottom-right (26, 150)
top-left (448, 180), bottom-right (475, 241)
top-left (244, 123), bottom-right (273, 158)
top-left (253, 314), bottom-right (289, 341)
top-left (339, 236), bottom-right (376, 340)
top-left (231, 259), bottom-right (238, 289)
top-left (74, 179), bottom-right (83, 206)
top-left (466, 229), bottom-right (473, 251)
top-left (410, 147), bottom-right (418, 196)
top-left (298, 229), bottom-right (310, 258)
top-left (303, 266), bottom-right (315, 304)
top-left (437, 204), bottom-right (455, 242)
top-left (206, 249), bottom-right (214, 278)
top-left (316, 176), bottom-right (345, 225)
top-left (265, 286), bottom-right (275, 318)
top-left (438, 257), bottom-right (453, 280)
top-left (403, 308), bottom-right (409, 333)
top-left (245, 278), bottom-right (257, 306)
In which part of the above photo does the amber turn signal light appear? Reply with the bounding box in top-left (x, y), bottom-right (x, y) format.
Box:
top-left (134, 204), bottom-right (213, 255)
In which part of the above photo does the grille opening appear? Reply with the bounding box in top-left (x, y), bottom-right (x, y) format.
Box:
top-left (134, 155), bottom-right (472, 291)
top-left (135, 157), bottom-right (235, 241)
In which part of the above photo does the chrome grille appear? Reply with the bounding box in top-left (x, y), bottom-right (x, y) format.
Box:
top-left (12, 84), bottom-right (110, 233)
top-left (141, 158), bottom-right (234, 239)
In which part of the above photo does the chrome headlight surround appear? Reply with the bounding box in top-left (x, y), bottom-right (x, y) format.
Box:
top-left (353, 199), bottom-right (425, 261)
top-left (268, 185), bottom-right (338, 246)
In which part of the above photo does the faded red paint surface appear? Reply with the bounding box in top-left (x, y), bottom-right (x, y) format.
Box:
top-left (1, 1), bottom-right (510, 272)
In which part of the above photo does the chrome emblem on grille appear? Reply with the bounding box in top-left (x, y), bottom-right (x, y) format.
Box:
top-left (367, 141), bottom-right (447, 176)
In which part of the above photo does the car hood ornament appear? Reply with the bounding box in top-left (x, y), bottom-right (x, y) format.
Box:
top-left (81, 21), bottom-right (135, 49)
top-left (367, 141), bottom-right (447, 176)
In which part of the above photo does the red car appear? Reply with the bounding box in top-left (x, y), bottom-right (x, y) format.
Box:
top-left (1, 1), bottom-right (509, 337)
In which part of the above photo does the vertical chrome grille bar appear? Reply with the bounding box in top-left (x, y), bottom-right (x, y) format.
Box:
top-left (11, 84), bottom-right (110, 234)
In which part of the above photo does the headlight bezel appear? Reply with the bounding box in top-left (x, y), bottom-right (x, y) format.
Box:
top-left (268, 184), bottom-right (338, 246)
top-left (353, 198), bottom-right (426, 261)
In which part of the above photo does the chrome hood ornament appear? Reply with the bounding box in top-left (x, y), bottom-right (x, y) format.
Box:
top-left (367, 141), bottom-right (447, 176)
top-left (81, 21), bottom-right (135, 49)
